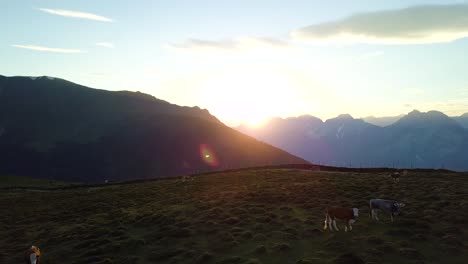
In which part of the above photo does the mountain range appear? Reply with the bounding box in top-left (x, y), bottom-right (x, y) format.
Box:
top-left (236, 110), bottom-right (468, 171)
top-left (363, 113), bottom-right (468, 129)
top-left (0, 75), bottom-right (307, 182)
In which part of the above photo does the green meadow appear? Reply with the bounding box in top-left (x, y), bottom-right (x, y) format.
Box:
top-left (1, 169), bottom-right (467, 264)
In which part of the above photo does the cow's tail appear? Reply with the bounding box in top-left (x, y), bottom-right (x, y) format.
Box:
top-left (369, 200), bottom-right (372, 218)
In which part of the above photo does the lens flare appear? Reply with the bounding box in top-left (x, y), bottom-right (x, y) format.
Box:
top-left (199, 144), bottom-right (219, 167)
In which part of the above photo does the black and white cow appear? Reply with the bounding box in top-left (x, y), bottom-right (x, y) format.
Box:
top-left (369, 199), bottom-right (405, 222)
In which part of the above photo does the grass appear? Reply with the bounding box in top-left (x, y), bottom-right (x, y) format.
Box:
top-left (0, 175), bottom-right (72, 188)
top-left (0, 169), bottom-right (467, 263)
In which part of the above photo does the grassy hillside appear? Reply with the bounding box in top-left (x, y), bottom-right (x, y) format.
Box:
top-left (1, 169), bottom-right (467, 264)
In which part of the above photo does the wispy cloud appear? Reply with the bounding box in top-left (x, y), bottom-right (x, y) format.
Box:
top-left (169, 37), bottom-right (289, 52)
top-left (402, 88), bottom-right (425, 95)
top-left (12, 44), bottom-right (82, 53)
top-left (39, 8), bottom-right (113, 22)
top-left (96, 42), bottom-right (114, 48)
top-left (292, 4), bottom-right (468, 44)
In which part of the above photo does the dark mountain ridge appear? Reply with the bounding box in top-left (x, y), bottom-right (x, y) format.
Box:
top-left (0, 75), bottom-right (307, 182)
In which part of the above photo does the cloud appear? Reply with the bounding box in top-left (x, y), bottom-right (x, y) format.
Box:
top-left (169, 37), bottom-right (289, 52)
top-left (292, 4), bottom-right (468, 44)
top-left (39, 8), bottom-right (112, 22)
top-left (96, 42), bottom-right (114, 48)
top-left (12, 44), bottom-right (82, 53)
top-left (402, 88), bottom-right (425, 95)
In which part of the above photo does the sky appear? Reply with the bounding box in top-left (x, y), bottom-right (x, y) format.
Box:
top-left (2, 0), bottom-right (468, 126)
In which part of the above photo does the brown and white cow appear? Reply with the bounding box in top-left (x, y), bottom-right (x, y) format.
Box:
top-left (323, 207), bottom-right (359, 232)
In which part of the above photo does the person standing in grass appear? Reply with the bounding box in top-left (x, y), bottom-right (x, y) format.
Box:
top-left (24, 246), bottom-right (40, 264)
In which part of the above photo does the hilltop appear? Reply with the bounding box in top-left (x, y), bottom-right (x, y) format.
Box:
top-left (1, 168), bottom-right (466, 263)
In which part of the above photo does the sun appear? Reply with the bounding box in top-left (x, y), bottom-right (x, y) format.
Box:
top-left (243, 116), bottom-right (268, 128)
top-left (198, 65), bottom-right (297, 127)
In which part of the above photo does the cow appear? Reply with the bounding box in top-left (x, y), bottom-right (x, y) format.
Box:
top-left (24, 246), bottom-right (41, 264)
top-left (390, 172), bottom-right (400, 183)
top-left (323, 207), bottom-right (359, 232)
top-left (369, 199), bottom-right (405, 222)
top-left (181, 175), bottom-right (194, 182)
top-left (389, 170), bottom-right (408, 183)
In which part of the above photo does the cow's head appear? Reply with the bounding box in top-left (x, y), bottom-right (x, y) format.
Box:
top-left (31, 246), bottom-right (41, 256)
top-left (352, 208), bottom-right (359, 218)
top-left (392, 202), bottom-right (405, 215)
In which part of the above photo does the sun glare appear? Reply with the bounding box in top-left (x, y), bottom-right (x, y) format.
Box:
top-left (198, 66), bottom-right (298, 127)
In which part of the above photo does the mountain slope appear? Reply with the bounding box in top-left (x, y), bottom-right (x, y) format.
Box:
top-left (236, 115), bottom-right (324, 159)
top-left (453, 112), bottom-right (468, 129)
top-left (384, 110), bottom-right (468, 170)
top-left (0, 75), bottom-right (307, 182)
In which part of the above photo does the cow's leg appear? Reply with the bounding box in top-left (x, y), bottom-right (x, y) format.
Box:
top-left (348, 220), bottom-right (353, 231)
top-left (345, 224), bottom-right (348, 232)
top-left (328, 216), bottom-right (333, 231)
top-left (391, 214), bottom-right (394, 222)
top-left (333, 219), bottom-right (339, 231)
top-left (374, 211), bottom-right (379, 221)
top-left (323, 215), bottom-right (328, 230)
